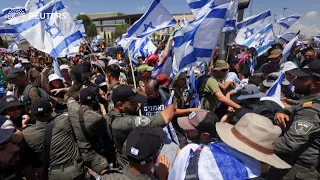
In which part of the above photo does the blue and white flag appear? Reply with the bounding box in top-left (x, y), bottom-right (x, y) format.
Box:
top-left (249, 58), bottom-right (254, 76)
top-left (118, 0), bottom-right (176, 49)
top-left (0, 7), bottom-right (26, 35)
top-left (7, 42), bottom-right (19, 52)
top-left (12, 34), bottom-right (26, 44)
top-left (276, 15), bottom-right (300, 31)
top-left (314, 35), bottom-right (320, 43)
top-left (25, 0), bottom-right (46, 13)
top-left (223, 0), bottom-right (238, 32)
top-left (92, 34), bottom-right (101, 45)
top-left (234, 10), bottom-right (272, 46)
top-left (277, 32), bottom-right (296, 44)
top-left (168, 142), bottom-right (261, 180)
top-left (6, 0), bottom-right (82, 58)
top-left (128, 37), bottom-right (156, 60)
top-left (0, 24), bottom-right (16, 35)
top-left (2, 7), bottom-right (26, 20)
top-left (173, 3), bottom-right (229, 75)
top-left (163, 90), bottom-right (179, 145)
top-left (152, 48), bottom-right (173, 77)
top-left (266, 72), bottom-right (285, 98)
top-left (297, 39), bottom-right (308, 46)
top-left (189, 67), bottom-right (201, 108)
top-left (279, 35), bottom-right (299, 65)
top-left (75, 20), bottom-right (86, 37)
top-left (242, 23), bottom-right (275, 56)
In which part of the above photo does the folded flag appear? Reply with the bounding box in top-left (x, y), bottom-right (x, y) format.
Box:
top-left (234, 9), bottom-right (271, 46)
top-left (172, 3), bottom-right (229, 75)
top-left (117, 0), bottom-right (176, 49)
top-left (6, 0), bottom-right (82, 59)
top-left (276, 15), bottom-right (300, 31)
top-left (75, 20), bottom-right (87, 37)
top-left (25, 0), bottom-right (46, 13)
top-left (277, 32), bottom-right (297, 44)
top-left (242, 23), bottom-right (275, 56)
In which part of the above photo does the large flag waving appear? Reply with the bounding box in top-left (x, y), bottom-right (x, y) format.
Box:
top-left (117, 0), bottom-right (176, 49)
top-left (242, 23), bottom-right (275, 56)
top-left (279, 35), bottom-right (299, 65)
top-left (127, 37), bottom-right (157, 60)
top-left (234, 10), bottom-right (271, 46)
top-left (6, 0), bottom-right (82, 58)
top-left (277, 32), bottom-right (296, 44)
top-left (173, 3), bottom-right (229, 74)
top-left (75, 20), bottom-right (86, 37)
top-left (25, 0), bottom-right (46, 13)
top-left (276, 15), bottom-right (300, 31)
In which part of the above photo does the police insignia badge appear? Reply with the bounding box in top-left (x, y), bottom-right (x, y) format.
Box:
top-left (135, 116), bottom-right (151, 127)
top-left (294, 121), bottom-right (313, 135)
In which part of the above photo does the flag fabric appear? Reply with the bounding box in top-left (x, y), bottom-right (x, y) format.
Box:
top-left (117, 0), bottom-right (176, 49)
top-left (53, 57), bottom-right (62, 77)
top-left (168, 142), bottom-right (261, 180)
top-left (127, 37), bottom-right (157, 60)
top-left (75, 20), bottom-right (86, 37)
top-left (276, 15), bottom-right (300, 31)
top-left (8, 42), bottom-right (19, 52)
top-left (0, 7), bottom-right (26, 35)
top-left (242, 23), bottom-right (275, 56)
top-left (12, 34), bottom-right (26, 44)
top-left (186, 0), bottom-right (231, 19)
top-left (2, 7), bottom-right (26, 20)
top-left (92, 34), bottom-right (101, 45)
top-left (183, 14), bottom-right (189, 27)
top-left (234, 10), bottom-right (272, 46)
top-left (297, 39), bottom-right (308, 46)
top-left (279, 35), bottom-right (299, 65)
top-left (314, 35), bottom-right (320, 43)
top-left (249, 58), bottom-right (254, 76)
top-left (189, 67), bottom-right (201, 108)
top-left (163, 90), bottom-right (179, 145)
top-left (6, 0), bottom-right (82, 58)
top-left (172, 3), bottom-right (229, 75)
top-left (266, 72), bottom-right (285, 98)
top-left (0, 24), bottom-right (16, 35)
top-left (222, 0), bottom-right (238, 32)
top-left (277, 32), bottom-right (296, 44)
top-left (152, 48), bottom-right (173, 77)
top-left (25, 0), bottom-right (46, 13)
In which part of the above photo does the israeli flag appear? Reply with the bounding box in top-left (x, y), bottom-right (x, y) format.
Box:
top-left (279, 35), bottom-right (299, 65)
top-left (75, 20), bottom-right (86, 37)
top-left (234, 10), bottom-right (272, 46)
top-left (128, 37), bottom-right (157, 59)
top-left (92, 34), bottom-right (101, 45)
top-left (266, 72), bottom-right (285, 98)
top-left (243, 23), bottom-right (275, 56)
top-left (2, 7), bottom-right (26, 20)
top-left (249, 58), bottom-right (254, 76)
top-left (118, 0), bottom-right (176, 49)
top-left (168, 142), bottom-right (261, 180)
top-left (276, 15), bottom-right (300, 31)
top-left (314, 35), bottom-right (320, 43)
top-left (6, 0), bottom-right (82, 59)
top-left (25, 0), bottom-right (46, 13)
top-left (0, 24), bottom-right (16, 35)
top-left (173, 3), bottom-right (229, 74)
top-left (277, 32), bottom-right (296, 43)
top-left (152, 48), bottom-right (173, 77)
top-left (189, 67), bottom-right (201, 108)
top-left (8, 42), bottom-right (19, 52)
top-left (12, 34), bottom-right (26, 44)
top-left (223, 0), bottom-right (238, 32)
top-left (163, 90), bottom-right (179, 145)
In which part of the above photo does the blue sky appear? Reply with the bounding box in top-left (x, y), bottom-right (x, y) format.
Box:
top-left (1, 0), bottom-right (320, 37)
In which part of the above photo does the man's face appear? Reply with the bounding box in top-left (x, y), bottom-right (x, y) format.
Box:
top-left (176, 78), bottom-right (187, 90)
top-left (5, 106), bottom-right (22, 120)
top-left (293, 76), bottom-right (313, 95)
top-left (10, 75), bottom-right (26, 87)
top-left (304, 51), bottom-right (315, 63)
top-left (61, 69), bottom-right (70, 79)
top-left (0, 140), bottom-right (20, 170)
top-left (145, 87), bottom-right (158, 100)
top-left (270, 56), bottom-right (281, 65)
top-left (122, 101), bottom-right (140, 115)
top-left (214, 69), bottom-right (229, 79)
top-left (185, 129), bottom-right (200, 143)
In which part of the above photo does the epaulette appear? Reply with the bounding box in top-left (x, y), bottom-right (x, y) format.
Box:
top-left (302, 101), bottom-right (313, 108)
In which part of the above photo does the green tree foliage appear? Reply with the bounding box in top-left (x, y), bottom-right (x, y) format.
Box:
top-left (0, 37), bottom-right (8, 48)
top-left (76, 14), bottom-right (98, 38)
top-left (114, 24), bottom-right (130, 39)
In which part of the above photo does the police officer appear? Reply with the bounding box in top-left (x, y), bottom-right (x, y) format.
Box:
top-left (108, 85), bottom-right (175, 169)
top-left (105, 64), bottom-right (121, 112)
top-left (269, 60), bottom-right (320, 179)
top-left (23, 99), bottom-right (84, 180)
top-left (67, 87), bottom-right (110, 174)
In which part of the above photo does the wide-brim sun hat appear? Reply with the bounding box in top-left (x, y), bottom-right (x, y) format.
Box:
top-left (216, 113), bottom-right (291, 169)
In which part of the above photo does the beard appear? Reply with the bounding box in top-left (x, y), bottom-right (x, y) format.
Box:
top-left (124, 106), bottom-right (139, 115)
top-left (295, 84), bottom-right (312, 95)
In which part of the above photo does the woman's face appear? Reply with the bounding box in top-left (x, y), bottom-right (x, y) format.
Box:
top-left (5, 106), bottom-right (22, 120)
top-left (51, 79), bottom-right (62, 89)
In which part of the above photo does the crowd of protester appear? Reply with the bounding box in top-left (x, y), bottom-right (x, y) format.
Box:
top-left (1, 37), bottom-right (320, 180)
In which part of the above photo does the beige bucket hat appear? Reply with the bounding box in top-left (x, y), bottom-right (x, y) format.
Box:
top-left (216, 113), bottom-right (291, 169)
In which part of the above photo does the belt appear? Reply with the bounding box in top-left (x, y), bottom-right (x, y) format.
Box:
top-left (296, 160), bottom-right (319, 171)
top-left (49, 159), bottom-right (83, 171)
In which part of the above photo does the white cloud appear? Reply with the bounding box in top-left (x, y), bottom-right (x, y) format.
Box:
top-left (137, 6), bottom-right (146, 10)
top-left (74, 0), bottom-right (80, 5)
top-left (65, 5), bottom-right (70, 10)
top-left (287, 21), bottom-right (320, 38)
top-left (305, 11), bottom-right (318, 19)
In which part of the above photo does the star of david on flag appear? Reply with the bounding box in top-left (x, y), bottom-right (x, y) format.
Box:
top-left (45, 23), bottom-right (63, 39)
top-left (143, 22), bottom-right (155, 32)
top-left (25, 0), bottom-right (46, 13)
top-left (244, 28), bottom-right (254, 39)
top-left (36, 0), bottom-right (46, 8)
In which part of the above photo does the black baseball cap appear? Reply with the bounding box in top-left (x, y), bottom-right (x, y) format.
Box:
top-left (289, 60), bottom-right (320, 78)
top-left (178, 110), bottom-right (220, 137)
top-left (125, 126), bottom-right (164, 165)
top-left (112, 85), bottom-right (147, 104)
top-left (0, 95), bottom-right (23, 114)
top-left (79, 87), bottom-right (98, 104)
top-left (31, 98), bottom-right (52, 116)
top-left (6, 68), bottom-right (25, 79)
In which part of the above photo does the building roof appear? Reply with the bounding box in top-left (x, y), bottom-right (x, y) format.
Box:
top-left (87, 12), bottom-right (124, 20)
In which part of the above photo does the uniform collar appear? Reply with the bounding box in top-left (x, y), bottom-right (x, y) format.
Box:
top-left (299, 92), bottom-right (320, 104)
top-left (122, 165), bottom-right (153, 180)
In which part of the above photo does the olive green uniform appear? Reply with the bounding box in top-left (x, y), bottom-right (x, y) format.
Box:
top-left (22, 113), bottom-right (84, 180)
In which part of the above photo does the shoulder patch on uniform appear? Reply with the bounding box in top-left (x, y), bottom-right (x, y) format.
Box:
top-left (294, 120), bottom-right (314, 135)
top-left (302, 101), bottom-right (313, 108)
top-left (134, 116), bottom-right (151, 127)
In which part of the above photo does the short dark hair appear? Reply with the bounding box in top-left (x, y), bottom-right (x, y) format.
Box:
top-left (249, 76), bottom-right (263, 87)
top-left (106, 64), bottom-right (120, 78)
top-left (92, 64), bottom-right (104, 74)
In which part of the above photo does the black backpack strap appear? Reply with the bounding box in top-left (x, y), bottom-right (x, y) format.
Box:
top-left (43, 116), bottom-right (57, 178)
top-left (23, 84), bottom-right (34, 103)
top-left (78, 107), bottom-right (93, 144)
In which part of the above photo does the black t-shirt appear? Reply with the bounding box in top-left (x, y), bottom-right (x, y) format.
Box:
top-left (141, 93), bottom-right (167, 117)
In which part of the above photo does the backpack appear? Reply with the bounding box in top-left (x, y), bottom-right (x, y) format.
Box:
top-left (23, 84), bottom-right (50, 103)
